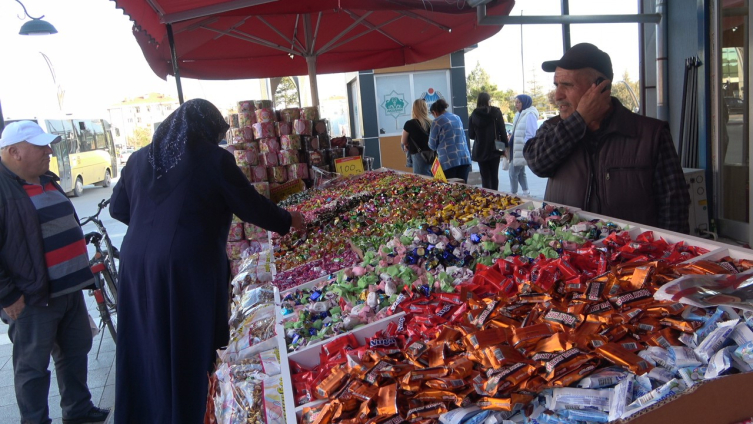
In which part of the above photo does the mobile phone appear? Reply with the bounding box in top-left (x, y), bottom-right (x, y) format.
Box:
top-left (595, 77), bottom-right (610, 93)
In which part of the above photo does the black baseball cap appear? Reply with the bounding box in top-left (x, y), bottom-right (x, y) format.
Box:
top-left (542, 43), bottom-right (613, 80)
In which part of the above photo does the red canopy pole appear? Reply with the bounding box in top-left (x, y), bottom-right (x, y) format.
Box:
top-left (166, 23), bottom-right (185, 104)
top-left (306, 57), bottom-right (320, 107)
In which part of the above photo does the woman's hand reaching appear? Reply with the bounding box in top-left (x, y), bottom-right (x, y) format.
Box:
top-left (290, 211), bottom-right (306, 231)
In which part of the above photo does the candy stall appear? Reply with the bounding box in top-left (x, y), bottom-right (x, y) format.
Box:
top-left (210, 103), bottom-right (753, 424)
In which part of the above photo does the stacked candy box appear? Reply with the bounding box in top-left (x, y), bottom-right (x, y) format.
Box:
top-left (291, 233), bottom-right (753, 424)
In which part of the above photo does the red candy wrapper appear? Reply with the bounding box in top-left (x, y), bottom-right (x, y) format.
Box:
top-left (280, 108), bottom-right (301, 122)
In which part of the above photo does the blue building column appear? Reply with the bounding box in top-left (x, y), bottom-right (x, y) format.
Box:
top-left (357, 70), bottom-right (382, 169)
top-left (450, 50), bottom-right (469, 128)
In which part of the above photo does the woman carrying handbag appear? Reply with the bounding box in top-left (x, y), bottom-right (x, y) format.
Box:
top-left (401, 99), bottom-right (434, 177)
top-left (469, 92), bottom-right (508, 190)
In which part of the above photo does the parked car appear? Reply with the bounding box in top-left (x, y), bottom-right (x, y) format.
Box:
top-left (725, 97), bottom-right (744, 114)
top-left (505, 122), bottom-right (513, 138)
top-left (119, 148), bottom-right (135, 164)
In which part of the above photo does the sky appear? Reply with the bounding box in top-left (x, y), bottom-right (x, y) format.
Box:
top-left (0, 0), bottom-right (640, 120)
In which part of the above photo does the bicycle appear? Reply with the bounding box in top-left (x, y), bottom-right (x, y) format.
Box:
top-left (80, 199), bottom-right (119, 353)
top-left (80, 199), bottom-right (119, 306)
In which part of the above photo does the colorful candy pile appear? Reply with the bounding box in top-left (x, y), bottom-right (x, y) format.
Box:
top-left (279, 205), bottom-right (626, 352)
top-left (272, 171), bottom-right (524, 279)
top-left (293, 246), bottom-right (753, 424)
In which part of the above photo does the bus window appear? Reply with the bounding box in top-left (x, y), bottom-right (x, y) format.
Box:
top-left (73, 120), bottom-right (96, 152)
top-left (89, 120), bottom-right (108, 150)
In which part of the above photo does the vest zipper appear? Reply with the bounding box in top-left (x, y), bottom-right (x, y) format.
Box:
top-left (606, 166), bottom-right (652, 181)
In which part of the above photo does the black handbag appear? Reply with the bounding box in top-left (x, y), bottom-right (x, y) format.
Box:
top-left (408, 136), bottom-right (436, 164)
top-left (493, 119), bottom-right (506, 151)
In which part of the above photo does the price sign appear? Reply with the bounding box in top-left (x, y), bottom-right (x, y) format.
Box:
top-left (431, 157), bottom-right (446, 182)
top-left (335, 156), bottom-right (365, 177)
top-left (270, 179), bottom-right (305, 203)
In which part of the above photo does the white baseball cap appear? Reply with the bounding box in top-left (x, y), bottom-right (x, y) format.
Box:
top-left (0, 121), bottom-right (61, 148)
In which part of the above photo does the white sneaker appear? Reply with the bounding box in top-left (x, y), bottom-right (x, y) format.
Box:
top-left (520, 190), bottom-right (530, 196)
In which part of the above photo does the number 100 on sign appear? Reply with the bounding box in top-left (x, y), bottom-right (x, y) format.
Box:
top-left (335, 156), bottom-right (365, 177)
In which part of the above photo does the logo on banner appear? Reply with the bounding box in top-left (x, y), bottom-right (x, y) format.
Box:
top-left (420, 88), bottom-right (445, 108)
top-left (381, 90), bottom-right (408, 119)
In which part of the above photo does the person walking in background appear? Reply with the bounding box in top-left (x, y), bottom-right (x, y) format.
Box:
top-left (469, 92), bottom-right (507, 190)
top-left (509, 94), bottom-right (539, 196)
top-left (401, 99), bottom-right (434, 177)
top-left (0, 121), bottom-right (109, 424)
top-left (109, 99), bottom-right (305, 423)
top-left (428, 99), bottom-right (472, 182)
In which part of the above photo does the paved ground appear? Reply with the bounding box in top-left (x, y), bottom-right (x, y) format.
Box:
top-left (469, 162), bottom-right (548, 199)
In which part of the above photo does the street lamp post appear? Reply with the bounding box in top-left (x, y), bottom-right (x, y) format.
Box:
top-left (1, 0), bottom-right (58, 132)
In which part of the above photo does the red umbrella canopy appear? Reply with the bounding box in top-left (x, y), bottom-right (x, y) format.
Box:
top-left (117, 0), bottom-right (514, 82)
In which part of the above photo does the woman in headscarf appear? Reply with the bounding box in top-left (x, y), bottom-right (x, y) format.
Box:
top-left (109, 99), bottom-right (304, 423)
top-left (508, 94), bottom-right (539, 196)
top-left (469, 92), bottom-right (507, 190)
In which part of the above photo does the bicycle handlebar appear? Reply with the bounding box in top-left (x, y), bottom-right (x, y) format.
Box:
top-left (80, 199), bottom-right (110, 227)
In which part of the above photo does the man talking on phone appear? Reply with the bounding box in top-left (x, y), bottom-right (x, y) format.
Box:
top-left (524, 43), bottom-right (690, 233)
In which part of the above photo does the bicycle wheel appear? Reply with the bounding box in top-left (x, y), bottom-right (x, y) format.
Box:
top-left (97, 236), bottom-right (119, 288)
top-left (100, 267), bottom-right (118, 310)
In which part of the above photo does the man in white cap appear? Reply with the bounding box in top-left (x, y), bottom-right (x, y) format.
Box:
top-left (524, 43), bottom-right (689, 233)
top-left (0, 121), bottom-right (109, 424)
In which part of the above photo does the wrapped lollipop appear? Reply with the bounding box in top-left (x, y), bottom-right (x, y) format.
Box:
top-left (313, 119), bottom-right (329, 135)
top-left (226, 240), bottom-right (250, 260)
top-left (259, 152), bottom-right (279, 167)
top-left (238, 111), bottom-right (256, 128)
top-left (245, 143), bottom-right (259, 166)
top-left (241, 126), bottom-right (254, 142)
top-left (233, 150), bottom-right (249, 166)
top-left (254, 99), bottom-right (274, 109)
top-left (238, 100), bottom-right (256, 113)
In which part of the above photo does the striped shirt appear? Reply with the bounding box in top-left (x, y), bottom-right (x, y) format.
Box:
top-left (23, 176), bottom-right (94, 297)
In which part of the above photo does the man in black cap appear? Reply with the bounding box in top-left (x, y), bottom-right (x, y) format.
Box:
top-left (523, 43), bottom-right (690, 233)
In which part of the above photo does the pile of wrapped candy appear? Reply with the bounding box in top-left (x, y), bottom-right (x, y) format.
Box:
top-left (272, 172), bottom-right (524, 278)
top-left (289, 231), bottom-right (753, 424)
top-left (280, 204), bottom-right (626, 352)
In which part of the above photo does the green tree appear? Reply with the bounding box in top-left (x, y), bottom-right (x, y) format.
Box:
top-left (526, 68), bottom-right (553, 114)
top-left (128, 126), bottom-right (152, 149)
top-left (466, 61), bottom-right (511, 116)
top-left (611, 70), bottom-right (641, 113)
top-left (275, 77), bottom-right (299, 109)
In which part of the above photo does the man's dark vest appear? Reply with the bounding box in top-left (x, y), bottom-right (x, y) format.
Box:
top-left (544, 102), bottom-right (669, 227)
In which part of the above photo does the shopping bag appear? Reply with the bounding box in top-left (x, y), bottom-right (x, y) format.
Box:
top-left (501, 155), bottom-right (510, 171)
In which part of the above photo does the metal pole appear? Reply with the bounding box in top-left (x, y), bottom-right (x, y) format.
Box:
top-left (656, 0), bottom-right (668, 121)
top-left (520, 10), bottom-right (525, 93)
top-left (561, 0), bottom-right (571, 52)
top-left (0, 99), bottom-right (4, 132)
top-left (303, 14), bottom-right (320, 107)
top-left (166, 23), bottom-right (185, 104)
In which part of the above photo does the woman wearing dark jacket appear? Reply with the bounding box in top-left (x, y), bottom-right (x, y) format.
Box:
top-left (110, 99), bottom-right (304, 423)
top-left (469, 92), bottom-right (508, 190)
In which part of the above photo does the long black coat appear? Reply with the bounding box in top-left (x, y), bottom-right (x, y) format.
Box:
top-left (110, 141), bottom-right (291, 423)
top-left (469, 106), bottom-right (508, 162)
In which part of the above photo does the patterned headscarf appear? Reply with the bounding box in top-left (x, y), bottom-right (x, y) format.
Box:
top-left (148, 98), bottom-right (229, 179)
top-left (516, 94), bottom-right (533, 111)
